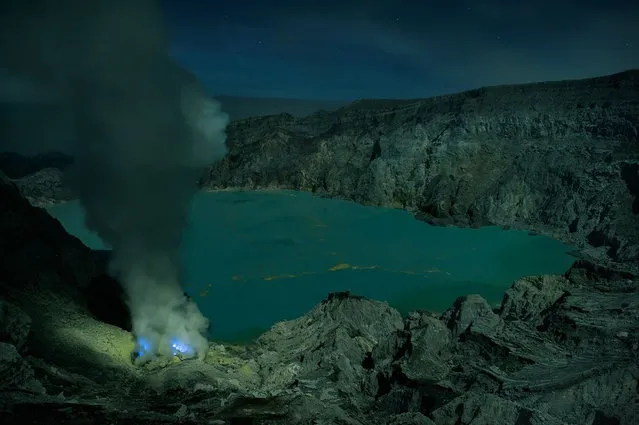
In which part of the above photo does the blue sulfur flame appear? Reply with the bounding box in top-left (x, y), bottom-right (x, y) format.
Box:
top-left (136, 337), bottom-right (152, 357)
top-left (170, 338), bottom-right (195, 356)
top-left (135, 337), bottom-right (195, 359)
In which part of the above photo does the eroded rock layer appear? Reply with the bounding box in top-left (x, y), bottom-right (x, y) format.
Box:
top-left (205, 71), bottom-right (639, 263)
top-left (5, 72), bottom-right (639, 263)
top-left (1, 172), bottom-right (637, 425)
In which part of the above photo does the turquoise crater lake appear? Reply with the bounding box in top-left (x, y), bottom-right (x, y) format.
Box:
top-left (47, 190), bottom-right (575, 342)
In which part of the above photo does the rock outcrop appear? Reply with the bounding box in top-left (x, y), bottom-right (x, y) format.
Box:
top-left (0, 169), bottom-right (637, 424)
top-left (13, 167), bottom-right (75, 206)
top-left (0, 152), bottom-right (75, 206)
top-left (204, 70), bottom-right (639, 264)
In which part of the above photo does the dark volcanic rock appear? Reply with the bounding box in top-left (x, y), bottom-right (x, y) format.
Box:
top-left (13, 167), bottom-right (76, 207)
top-left (0, 300), bottom-right (31, 350)
top-left (254, 291), bottom-right (404, 407)
top-left (204, 71), bottom-right (639, 263)
top-left (0, 172), bottom-right (129, 335)
top-left (0, 341), bottom-right (45, 395)
top-left (0, 152), bottom-right (75, 206)
top-left (3, 171), bottom-right (638, 423)
top-left (1, 73), bottom-right (639, 423)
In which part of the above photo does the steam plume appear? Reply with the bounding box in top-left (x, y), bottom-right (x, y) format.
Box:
top-left (73, 72), bottom-right (228, 360)
top-left (0, 0), bottom-right (228, 360)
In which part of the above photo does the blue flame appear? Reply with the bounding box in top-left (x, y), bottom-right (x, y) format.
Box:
top-left (136, 337), bottom-right (152, 357)
top-left (134, 337), bottom-right (195, 359)
top-left (170, 338), bottom-right (195, 356)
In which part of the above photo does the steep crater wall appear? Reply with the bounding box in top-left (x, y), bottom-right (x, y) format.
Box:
top-left (2, 71), bottom-right (638, 264)
top-left (206, 71), bottom-right (639, 263)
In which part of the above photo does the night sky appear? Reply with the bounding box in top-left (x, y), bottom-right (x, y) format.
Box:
top-left (160, 0), bottom-right (639, 100)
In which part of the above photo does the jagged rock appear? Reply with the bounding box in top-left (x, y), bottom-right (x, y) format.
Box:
top-left (500, 275), bottom-right (568, 322)
top-left (145, 356), bottom-right (257, 395)
top-left (0, 153), bottom-right (75, 207)
top-left (255, 291), bottom-right (404, 408)
top-left (0, 249), bottom-right (636, 424)
top-left (13, 167), bottom-right (75, 207)
top-left (430, 392), bottom-right (567, 425)
top-left (174, 404), bottom-right (189, 419)
top-left (442, 294), bottom-right (500, 337)
top-left (0, 299), bottom-right (31, 350)
top-left (400, 312), bottom-right (451, 382)
top-left (386, 412), bottom-right (435, 425)
top-left (0, 342), bottom-right (45, 395)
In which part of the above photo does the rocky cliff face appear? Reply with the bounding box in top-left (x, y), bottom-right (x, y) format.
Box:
top-left (1, 169), bottom-right (638, 424)
top-left (206, 70), bottom-right (639, 264)
top-left (0, 152), bottom-right (75, 206)
top-left (4, 72), bottom-right (638, 264)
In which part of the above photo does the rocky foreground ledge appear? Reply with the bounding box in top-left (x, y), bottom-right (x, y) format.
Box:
top-left (1, 169), bottom-right (638, 423)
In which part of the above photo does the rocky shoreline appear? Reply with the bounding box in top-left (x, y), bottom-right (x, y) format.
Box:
top-left (1, 171), bottom-right (638, 424)
top-left (7, 71), bottom-right (638, 267)
top-left (1, 70), bottom-right (638, 424)
top-left (203, 70), bottom-right (639, 265)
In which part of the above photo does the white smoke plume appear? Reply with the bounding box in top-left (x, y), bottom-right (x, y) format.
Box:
top-left (75, 79), bottom-right (229, 361)
top-left (0, 0), bottom-right (228, 360)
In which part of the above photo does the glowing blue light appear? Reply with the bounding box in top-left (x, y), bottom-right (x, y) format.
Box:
top-left (135, 337), bottom-right (195, 359)
top-left (137, 337), bottom-right (152, 356)
top-left (170, 338), bottom-right (195, 356)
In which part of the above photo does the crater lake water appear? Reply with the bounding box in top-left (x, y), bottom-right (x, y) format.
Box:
top-left (46, 190), bottom-right (576, 342)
